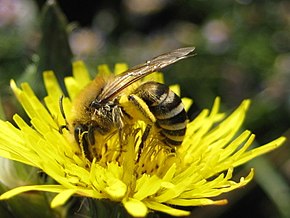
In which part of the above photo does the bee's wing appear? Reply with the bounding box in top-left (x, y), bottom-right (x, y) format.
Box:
top-left (98, 47), bottom-right (195, 102)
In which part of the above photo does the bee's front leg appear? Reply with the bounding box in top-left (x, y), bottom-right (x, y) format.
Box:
top-left (74, 124), bottom-right (93, 160)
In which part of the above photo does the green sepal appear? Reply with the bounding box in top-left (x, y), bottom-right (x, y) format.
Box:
top-left (38, 0), bottom-right (73, 86)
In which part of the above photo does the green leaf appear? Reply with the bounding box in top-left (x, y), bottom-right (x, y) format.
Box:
top-left (38, 0), bottom-right (73, 85)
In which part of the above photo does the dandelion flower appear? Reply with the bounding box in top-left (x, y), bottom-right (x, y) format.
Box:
top-left (0, 61), bottom-right (286, 217)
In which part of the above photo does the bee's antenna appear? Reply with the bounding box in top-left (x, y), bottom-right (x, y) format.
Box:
top-left (59, 95), bottom-right (67, 120)
top-left (59, 95), bottom-right (69, 133)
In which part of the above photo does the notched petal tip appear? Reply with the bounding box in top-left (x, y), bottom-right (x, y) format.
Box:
top-left (43, 70), bottom-right (63, 97)
top-left (72, 61), bottom-right (91, 84)
top-left (114, 63), bottom-right (128, 75)
top-left (98, 64), bottom-right (112, 76)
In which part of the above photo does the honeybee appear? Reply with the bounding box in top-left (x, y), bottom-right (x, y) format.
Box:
top-left (61, 47), bottom-right (195, 160)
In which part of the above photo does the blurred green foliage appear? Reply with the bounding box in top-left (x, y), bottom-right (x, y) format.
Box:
top-left (0, 0), bottom-right (289, 217)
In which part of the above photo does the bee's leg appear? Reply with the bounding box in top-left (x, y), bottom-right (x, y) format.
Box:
top-left (137, 124), bottom-right (151, 162)
top-left (127, 94), bottom-right (156, 124)
top-left (74, 124), bottom-right (92, 160)
top-left (59, 96), bottom-right (69, 133)
top-left (112, 106), bottom-right (127, 147)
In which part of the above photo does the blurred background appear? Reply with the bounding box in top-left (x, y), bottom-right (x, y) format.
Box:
top-left (0, 0), bottom-right (290, 217)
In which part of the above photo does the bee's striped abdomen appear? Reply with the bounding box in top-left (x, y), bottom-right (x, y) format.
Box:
top-left (133, 81), bottom-right (187, 147)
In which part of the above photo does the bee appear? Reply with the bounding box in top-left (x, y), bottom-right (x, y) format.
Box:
top-left (60, 47), bottom-right (195, 160)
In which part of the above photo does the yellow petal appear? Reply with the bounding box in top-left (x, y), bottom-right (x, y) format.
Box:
top-left (134, 175), bottom-right (162, 200)
top-left (43, 71), bottom-right (63, 98)
top-left (105, 179), bottom-right (127, 200)
top-left (234, 136), bottom-right (286, 167)
top-left (162, 164), bottom-right (176, 182)
top-left (98, 64), bottom-right (112, 75)
top-left (114, 63), bottom-right (128, 75)
top-left (169, 84), bottom-right (180, 96)
top-left (123, 198), bottom-right (148, 217)
top-left (145, 200), bottom-right (190, 216)
top-left (182, 97), bottom-right (193, 111)
top-left (64, 61), bottom-right (91, 99)
top-left (168, 198), bottom-right (228, 206)
top-left (72, 61), bottom-right (91, 85)
top-left (0, 185), bottom-right (66, 200)
top-left (51, 189), bottom-right (77, 208)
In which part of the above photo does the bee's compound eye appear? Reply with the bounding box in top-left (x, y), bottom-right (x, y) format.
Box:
top-left (90, 100), bottom-right (101, 109)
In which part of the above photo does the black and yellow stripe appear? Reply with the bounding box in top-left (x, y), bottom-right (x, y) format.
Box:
top-left (132, 81), bottom-right (187, 147)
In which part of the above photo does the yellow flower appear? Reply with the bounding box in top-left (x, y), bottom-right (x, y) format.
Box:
top-left (0, 61), bottom-right (286, 217)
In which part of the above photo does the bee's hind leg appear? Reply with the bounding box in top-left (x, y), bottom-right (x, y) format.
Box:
top-left (74, 124), bottom-right (94, 161)
top-left (137, 124), bottom-right (151, 162)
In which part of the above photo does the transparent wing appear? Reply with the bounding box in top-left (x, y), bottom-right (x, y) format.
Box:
top-left (98, 47), bottom-right (195, 102)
